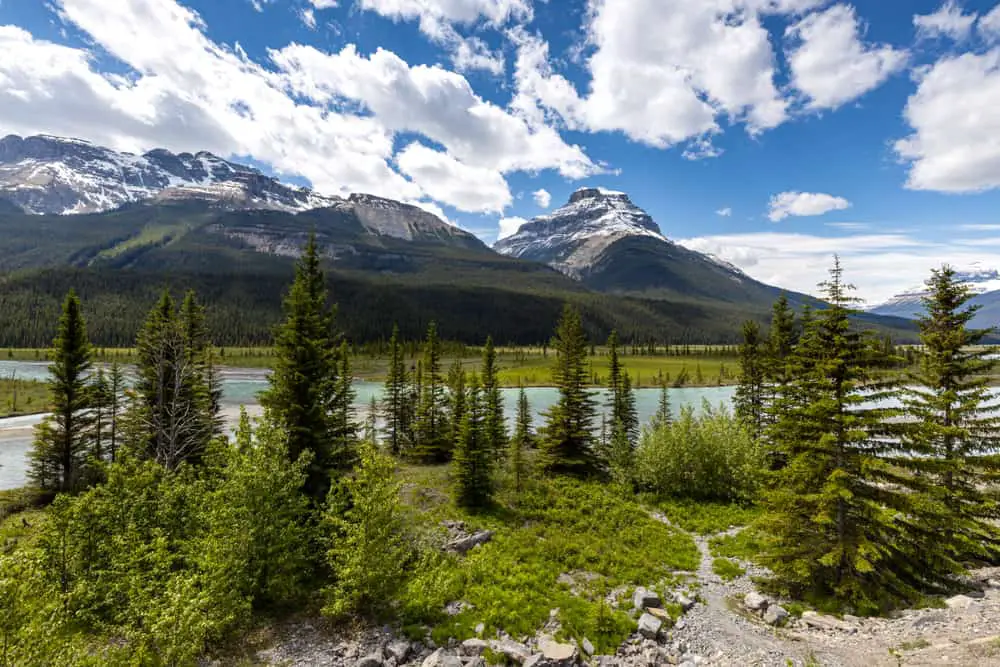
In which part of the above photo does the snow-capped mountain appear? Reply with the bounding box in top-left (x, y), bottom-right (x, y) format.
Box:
top-left (0, 134), bottom-right (338, 215)
top-left (494, 187), bottom-right (799, 307)
top-left (868, 267), bottom-right (1000, 327)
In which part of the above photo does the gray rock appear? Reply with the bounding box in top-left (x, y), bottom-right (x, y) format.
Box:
top-left (492, 639), bottom-right (532, 664)
top-left (764, 604), bottom-right (789, 626)
top-left (355, 653), bottom-right (385, 667)
top-left (522, 656), bottom-right (544, 667)
top-left (538, 635), bottom-right (577, 664)
top-left (461, 638), bottom-right (489, 655)
top-left (743, 592), bottom-right (769, 612)
top-left (466, 659), bottom-right (486, 667)
top-left (633, 587), bottom-right (662, 611)
top-left (801, 612), bottom-right (857, 633)
top-left (673, 592), bottom-right (695, 612)
top-left (945, 594), bottom-right (976, 610)
top-left (474, 623), bottom-right (485, 636)
top-left (638, 613), bottom-right (663, 639)
top-left (385, 641), bottom-right (412, 663)
top-left (421, 648), bottom-right (463, 667)
top-left (445, 530), bottom-right (494, 554)
top-left (582, 637), bottom-right (595, 656)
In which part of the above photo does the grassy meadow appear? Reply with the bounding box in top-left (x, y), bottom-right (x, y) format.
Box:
top-left (0, 376), bottom-right (49, 418)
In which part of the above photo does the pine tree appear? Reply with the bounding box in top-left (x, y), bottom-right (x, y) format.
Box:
top-left (735, 320), bottom-right (766, 440)
top-left (331, 340), bottom-right (358, 470)
top-left (413, 322), bottom-right (449, 462)
top-left (107, 361), bottom-right (125, 462)
top-left (540, 305), bottom-right (599, 475)
top-left (261, 233), bottom-right (339, 501)
top-left (764, 295), bottom-right (797, 433)
top-left (651, 372), bottom-right (672, 428)
top-left (179, 291), bottom-right (222, 461)
top-left (29, 291), bottom-right (93, 493)
top-left (508, 385), bottom-right (533, 494)
top-left (452, 375), bottom-right (493, 508)
top-left (900, 266), bottom-right (1000, 578)
top-left (382, 325), bottom-right (409, 456)
top-left (446, 359), bottom-right (467, 450)
top-left (760, 258), bottom-right (911, 612)
top-left (91, 368), bottom-right (111, 465)
top-left (481, 337), bottom-right (507, 461)
top-left (618, 371), bottom-right (638, 443)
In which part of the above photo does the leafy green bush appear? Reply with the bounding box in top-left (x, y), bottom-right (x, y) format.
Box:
top-left (712, 558), bottom-right (745, 581)
top-left (649, 498), bottom-right (761, 535)
top-left (635, 403), bottom-right (765, 503)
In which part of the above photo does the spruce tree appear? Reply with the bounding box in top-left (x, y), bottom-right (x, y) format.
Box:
top-left (413, 322), bottom-right (449, 462)
top-left (900, 266), bottom-right (1000, 576)
top-left (382, 325), bottom-right (409, 456)
top-left (452, 375), bottom-right (492, 508)
top-left (760, 259), bottom-right (911, 612)
top-left (764, 295), bottom-right (797, 434)
top-left (508, 385), bottom-right (533, 494)
top-left (91, 368), bottom-right (111, 465)
top-left (735, 320), bottom-right (766, 440)
top-left (261, 233), bottom-right (339, 501)
top-left (540, 305), bottom-right (599, 475)
top-left (331, 340), bottom-right (358, 470)
top-left (651, 372), bottom-right (672, 428)
top-left (30, 290), bottom-right (93, 493)
top-left (481, 337), bottom-right (507, 461)
top-left (107, 361), bottom-right (125, 462)
top-left (180, 291), bottom-right (222, 460)
top-left (446, 359), bottom-right (467, 450)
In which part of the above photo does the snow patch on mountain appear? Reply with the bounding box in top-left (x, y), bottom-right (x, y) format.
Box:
top-left (868, 266), bottom-right (1000, 316)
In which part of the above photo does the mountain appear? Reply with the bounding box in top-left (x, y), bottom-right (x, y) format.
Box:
top-left (869, 267), bottom-right (1000, 330)
top-left (0, 134), bottom-right (339, 215)
top-left (494, 188), bottom-right (803, 308)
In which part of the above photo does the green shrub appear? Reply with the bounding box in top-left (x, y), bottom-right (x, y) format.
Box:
top-left (712, 558), bottom-right (745, 581)
top-left (650, 498), bottom-right (761, 535)
top-left (635, 403), bottom-right (765, 503)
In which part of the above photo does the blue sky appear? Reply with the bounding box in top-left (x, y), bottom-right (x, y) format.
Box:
top-left (2, 0), bottom-right (1000, 303)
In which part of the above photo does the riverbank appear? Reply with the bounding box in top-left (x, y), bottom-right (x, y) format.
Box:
top-left (0, 377), bottom-right (48, 418)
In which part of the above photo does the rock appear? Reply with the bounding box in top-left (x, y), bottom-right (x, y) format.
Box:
top-left (582, 638), bottom-right (595, 656)
top-left (461, 638), bottom-right (489, 655)
top-left (492, 639), bottom-right (532, 664)
top-left (466, 659), bottom-right (486, 667)
top-left (355, 654), bottom-right (385, 667)
top-left (538, 635), bottom-right (577, 664)
top-left (945, 594), bottom-right (976, 609)
top-left (522, 656), bottom-right (544, 667)
top-left (673, 593), bottom-right (695, 612)
top-left (987, 578), bottom-right (1000, 589)
top-left (645, 607), bottom-right (674, 626)
top-left (764, 604), bottom-right (789, 626)
top-left (801, 612), bottom-right (857, 633)
top-left (633, 587), bottom-right (662, 611)
top-left (445, 530), bottom-right (494, 554)
top-left (421, 648), bottom-right (463, 667)
top-left (444, 601), bottom-right (471, 616)
top-left (475, 623), bottom-right (485, 636)
top-left (966, 588), bottom-right (987, 599)
top-left (385, 641), bottom-right (412, 663)
top-left (638, 613), bottom-right (663, 639)
top-left (743, 592), bottom-right (769, 612)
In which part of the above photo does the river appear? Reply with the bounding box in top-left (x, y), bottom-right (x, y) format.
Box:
top-left (0, 360), bottom-right (735, 490)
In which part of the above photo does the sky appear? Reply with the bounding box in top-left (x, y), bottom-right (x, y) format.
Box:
top-left (2, 0), bottom-right (1000, 305)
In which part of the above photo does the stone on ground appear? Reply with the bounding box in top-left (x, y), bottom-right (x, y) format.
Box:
top-left (945, 594), bottom-right (976, 610)
top-left (355, 653), bottom-right (385, 667)
top-left (582, 637), bottom-right (595, 656)
top-left (385, 640), bottom-right (411, 663)
top-left (744, 592), bottom-right (769, 612)
top-left (537, 635), bottom-right (577, 664)
top-left (421, 648), bottom-right (463, 667)
top-left (638, 612), bottom-right (663, 639)
top-left (633, 587), bottom-right (662, 611)
top-left (492, 639), bottom-right (532, 664)
top-left (764, 604), bottom-right (789, 626)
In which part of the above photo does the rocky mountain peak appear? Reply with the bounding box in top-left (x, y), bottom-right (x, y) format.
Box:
top-left (568, 186), bottom-right (631, 204)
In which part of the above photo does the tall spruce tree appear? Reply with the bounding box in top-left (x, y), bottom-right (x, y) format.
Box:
top-left (29, 290), bottom-right (94, 493)
top-left (413, 322), bottom-right (449, 462)
top-left (260, 233), bottom-right (339, 501)
top-left (452, 374), bottom-right (492, 508)
top-left (107, 361), bottom-right (125, 462)
top-left (481, 337), bottom-right (507, 461)
top-left (540, 305), bottom-right (599, 475)
top-left (900, 266), bottom-right (1000, 576)
top-left (331, 340), bottom-right (358, 470)
top-left (760, 258), bottom-right (912, 612)
top-left (735, 320), bottom-right (766, 440)
top-left (508, 385), bottom-right (533, 494)
top-left (180, 291), bottom-right (222, 459)
top-left (764, 295), bottom-right (797, 429)
top-left (446, 359), bottom-right (467, 450)
top-left (651, 372), bottom-right (672, 428)
top-left (382, 325), bottom-right (409, 456)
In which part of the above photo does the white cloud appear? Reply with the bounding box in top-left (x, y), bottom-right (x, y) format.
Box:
top-left (786, 4), bottom-right (908, 111)
top-left (716, 207), bottom-right (733, 217)
top-left (511, 0), bottom-right (797, 154)
top-left (533, 188), bottom-right (551, 208)
top-left (497, 216), bottom-right (529, 240)
top-left (309, 0), bottom-right (339, 8)
top-left (979, 5), bottom-right (1000, 42)
top-left (767, 191), bottom-right (851, 221)
top-left (300, 8), bottom-right (317, 29)
top-left (357, 0), bottom-right (531, 27)
top-left (895, 49), bottom-right (1000, 192)
top-left (450, 34), bottom-right (504, 75)
top-left (914, 1), bottom-right (977, 41)
top-left (396, 142), bottom-right (511, 213)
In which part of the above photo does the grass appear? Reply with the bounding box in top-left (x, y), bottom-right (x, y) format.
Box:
top-left (649, 498), bottom-right (762, 535)
top-left (709, 526), bottom-right (766, 562)
top-left (95, 223), bottom-right (192, 259)
top-left (712, 558), bottom-right (745, 581)
top-left (0, 377), bottom-right (48, 417)
top-left (395, 465), bottom-right (699, 653)
top-left (895, 638), bottom-right (931, 652)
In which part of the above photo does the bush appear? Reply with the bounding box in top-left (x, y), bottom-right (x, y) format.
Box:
top-left (635, 403), bottom-right (765, 503)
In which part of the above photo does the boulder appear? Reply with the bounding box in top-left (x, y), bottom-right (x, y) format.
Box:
top-left (801, 612), bottom-right (857, 633)
top-left (945, 594), bottom-right (976, 610)
top-left (492, 639), bottom-right (532, 664)
top-left (633, 587), bottom-right (662, 611)
top-left (582, 637), bottom-right (596, 656)
top-left (421, 648), bottom-right (463, 667)
top-left (764, 604), bottom-right (789, 626)
top-left (743, 592), bottom-right (769, 613)
top-left (673, 592), bottom-right (695, 612)
top-left (385, 640), bottom-right (412, 663)
top-left (445, 530), bottom-right (494, 554)
top-left (522, 656), bottom-right (544, 667)
top-left (538, 635), bottom-right (577, 664)
top-left (637, 613), bottom-right (663, 639)
top-left (461, 638), bottom-right (489, 655)
top-left (355, 654), bottom-right (385, 667)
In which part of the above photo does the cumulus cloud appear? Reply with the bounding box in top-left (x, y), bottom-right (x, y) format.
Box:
top-left (979, 5), bottom-right (1000, 42)
top-left (767, 191), bottom-right (851, 221)
top-left (309, 0), bottom-right (338, 8)
top-left (497, 216), bottom-right (529, 240)
top-left (914, 1), bottom-right (977, 41)
top-left (300, 8), bottom-right (317, 29)
top-left (533, 188), bottom-right (552, 208)
top-left (786, 4), bottom-right (908, 111)
top-left (716, 207), bottom-right (733, 217)
top-left (895, 48), bottom-right (1000, 192)
top-left (396, 142), bottom-right (512, 213)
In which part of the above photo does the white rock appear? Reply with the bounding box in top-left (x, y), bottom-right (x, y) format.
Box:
top-left (538, 635), bottom-right (577, 663)
top-left (638, 613), bottom-right (663, 639)
top-left (461, 638), bottom-right (489, 655)
top-left (421, 649), bottom-right (463, 667)
top-left (492, 639), bottom-right (532, 664)
top-left (945, 594), bottom-right (976, 610)
top-left (385, 641), bottom-right (411, 663)
top-left (673, 592), bottom-right (695, 612)
top-left (744, 592), bottom-right (769, 612)
top-left (582, 637), bottom-right (596, 656)
top-left (764, 604), bottom-right (789, 626)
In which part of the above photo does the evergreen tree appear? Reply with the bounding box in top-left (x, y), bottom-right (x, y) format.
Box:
top-left (382, 325), bottom-right (409, 456)
top-left (446, 359), bottom-right (467, 450)
top-left (261, 233), bottom-right (339, 501)
top-left (735, 320), bottom-right (766, 440)
top-left (651, 372), bottom-right (672, 428)
top-left (508, 385), bottom-right (533, 494)
top-left (900, 266), bottom-right (1000, 577)
top-left (763, 295), bottom-right (797, 436)
top-left (452, 375), bottom-right (493, 508)
top-left (30, 290), bottom-right (94, 493)
top-left (608, 418), bottom-right (635, 490)
top-left (331, 340), bottom-right (358, 470)
top-left (618, 371), bottom-right (638, 444)
top-left (481, 337), bottom-right (508, 461)
top-left (413, 322), bottom-right (449, 462)
top-left (540, 305), bottom-right (599, 475)
top-left (107, 361), bottom-right (125, 462)
top-left (180, 291), bottom-right (222, 458)
top-left (91, 368), bottom-right (111, 465)
top-left (760, 258), bottom-right (911, 612)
